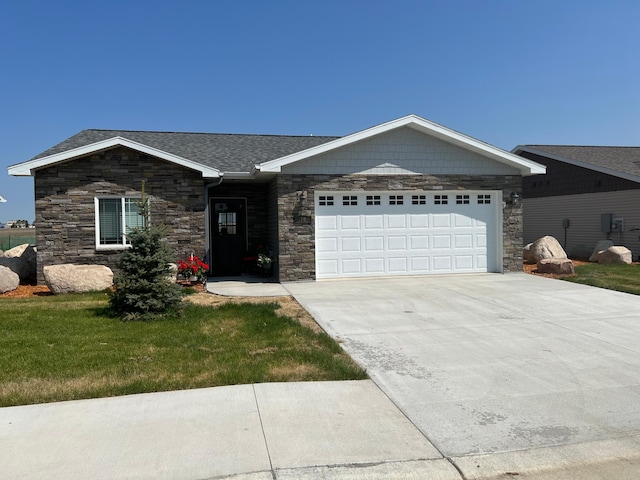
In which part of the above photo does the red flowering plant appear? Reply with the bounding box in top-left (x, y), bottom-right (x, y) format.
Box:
top-left (177, 254), bottom-right (209, 282)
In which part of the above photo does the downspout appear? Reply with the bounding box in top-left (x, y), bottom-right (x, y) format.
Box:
top-left (204, 174), bottom-right (224, 273)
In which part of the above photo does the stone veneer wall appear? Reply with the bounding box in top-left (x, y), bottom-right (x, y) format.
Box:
top-left (276, 174), bottom-right (522, 281)
top-left (34, 147), bottom-right (206, 284)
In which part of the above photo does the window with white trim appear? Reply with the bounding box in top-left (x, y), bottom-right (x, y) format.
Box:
top-left (389, 195), bottom-right (404, 205)
top-left (95, 197), bottom-right (146, 248)
top-left (434, 195), bottom-right (448, 205)
top-left (342, 195), bottom-right (358, 206)
top-left (412, 195), bottom-right (426, 205)
top-left (477, 194), bottom-right (491, 204)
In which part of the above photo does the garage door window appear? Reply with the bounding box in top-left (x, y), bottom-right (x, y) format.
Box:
top-left (412, 195), bottom-right (426, 205)
top-left (319, 195), bottom-right (334, 206)
top-left (456, 195), bottom-right (470, 205)
top-left (342, 195), bottom-right (358, 206)
top-left (389, 195), bottom-right (404, 205)
top-left (477, 194), bottom-right (491, 204)
top-left (434, 195), bottom-right (448, 205)
top-left (366, 195), bottom-right (381, 205)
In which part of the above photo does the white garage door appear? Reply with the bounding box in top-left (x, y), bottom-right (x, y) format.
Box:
top-left (315, 191), bottom-right (499, 279)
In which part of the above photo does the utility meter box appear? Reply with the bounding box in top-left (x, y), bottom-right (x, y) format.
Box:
top-left (612, 218), bottom-right (624, 232)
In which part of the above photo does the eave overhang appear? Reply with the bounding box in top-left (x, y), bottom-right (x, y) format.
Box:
top-left (8, 136), bottom-right (221, 178)
top-left (257, 114), bottom-right (546, 176)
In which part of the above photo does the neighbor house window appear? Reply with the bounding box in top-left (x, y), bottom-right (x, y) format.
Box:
top-left (95, 197), bottom-right (146, 248)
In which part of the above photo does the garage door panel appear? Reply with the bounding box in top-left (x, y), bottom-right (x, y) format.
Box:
top-left (364, 258), bottom-right (385, 273)
top-left (388, 257), bottom-right (408, 273)
top-left (315, 191), bottom-right (497, 278)
top-left (410, 235), bottom-right (429, 249)
top-left (364, 236), bottom-right (384, 251)
top-left (340, 216), bottom-right (361, 229)
top-left (342, 258), bottom-right (362, 274)
top-left (411, 256), bottom-right (430, 271)
top-left (317, 237), bottom-right (338, 252)
top-left (341, 237), bottom-right (361, 252)
top-left (388, 236), bottom-right (407, 250)
top-left (432, 214), bottom-right (451, 228)
top-left (364, 215), bottom-right (384, 229)
top-left (432, 235), bottom-right (451, 249)
top-left (317, 216), bottom-right (338, 230)
top-left (455, 255), bottom-right (473, 269)
top-left (433, 256), bottom-right (452, 270)
top-left (409, 215), bottom-right (429, 228)
top-left (387, 215), bottom-right (406, 229)
top-left (454, 234), bottom-right (473, 248)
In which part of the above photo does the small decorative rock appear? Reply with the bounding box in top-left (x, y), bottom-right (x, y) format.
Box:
top-left (594, 246), bottom-right (632, 265)
top-left (43, 264), bottom-right (114, 294)
top-left (0, 244), bottom-right (37, 281)
top-left (0, 265), bottom-right (20, 293)
top-left (589, 240), bottom-right (615, 262)
top-left (527, 236), bottom-right (567, 262)
top-left (537, 258), bottom-right (575, 275)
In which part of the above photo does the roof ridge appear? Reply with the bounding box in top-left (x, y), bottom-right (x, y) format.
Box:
top-left (525, 144), bottom-right (640, 149)
top-left (81, 128), bottom-right (340, 139)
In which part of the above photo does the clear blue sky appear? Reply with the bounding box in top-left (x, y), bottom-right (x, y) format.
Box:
top-left (1, 1), bottom-right (639, 223)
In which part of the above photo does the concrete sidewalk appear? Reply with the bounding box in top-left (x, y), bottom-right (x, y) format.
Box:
top-left (0, 380), bottom-right (459, 480)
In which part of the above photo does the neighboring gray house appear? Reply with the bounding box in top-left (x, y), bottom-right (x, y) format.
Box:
top-left (513, 145), bottom-right (640, 260)
top-left (9, 115), bottom-right (544, 283)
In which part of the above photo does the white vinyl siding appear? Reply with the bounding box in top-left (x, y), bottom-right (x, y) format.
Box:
top-left (282, 127), bottom-right (520, 176)
top-left (95, 197), bottom-right (145, 249)
top-left (523, 190), bottom-right (640, 260)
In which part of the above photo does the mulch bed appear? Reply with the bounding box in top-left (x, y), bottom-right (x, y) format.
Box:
top-left (1, 281), bottom-right (206, 298)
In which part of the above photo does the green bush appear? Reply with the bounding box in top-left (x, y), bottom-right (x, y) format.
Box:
top-left (109, 226), bottom-right (183, 321)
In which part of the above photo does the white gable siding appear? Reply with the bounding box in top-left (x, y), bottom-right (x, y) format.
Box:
top-left (281, 127), bottom-right (520, 175)
top-left (523, 190), bottom-right (640, 260)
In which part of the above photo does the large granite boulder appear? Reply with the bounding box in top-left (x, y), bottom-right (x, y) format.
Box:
top-left (589, 240), bottom-right (615, 262)
top-left (0, 265), bottom-right (20, 293)
top-left (594, 246), bottom-right (632, 265)
top-left (43, 264), bottom-right (114, 294)
top-left (0, 244), bottom-right (37, 281)
top-left (537, 258), bottom-right (575, 275)
top-left (527, 236), bottom-right (567, 262)
top-left (568, 244), bottom-right (593, 261)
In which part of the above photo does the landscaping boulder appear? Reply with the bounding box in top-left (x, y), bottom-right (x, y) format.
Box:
top-left (527, 236), bottom-right (567, 262)
top-left (0, 244), bottom-right (37, 281)
top-left (536, 258), bottom-right (575, 275)
top-left (523, 243), bottom-right (535, 263)
top-left (594, 246), bottom-right (632, 265)
top-left (568, 244), bottom-right (593, 261)
top-left (43, 264), bottom-right (114, 294)
top-left (0, 265), bottom-right (20, 293)
top-left (589, 240), bottom-right (614, 262)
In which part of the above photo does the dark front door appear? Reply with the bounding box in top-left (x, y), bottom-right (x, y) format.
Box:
top-left (211, 198), bottom-right (247, 276)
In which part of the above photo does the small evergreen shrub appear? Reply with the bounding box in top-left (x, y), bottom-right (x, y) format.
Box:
top-left (109, 226), bottom-right (184, 321)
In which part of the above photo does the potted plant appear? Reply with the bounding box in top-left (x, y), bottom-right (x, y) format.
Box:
top-left (177, 254), bottom-right (209, 283)
top-left (256, 244), bottom-right (274, 276)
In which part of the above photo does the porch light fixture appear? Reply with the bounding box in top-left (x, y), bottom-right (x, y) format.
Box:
top-left (509, 192), bottom-right (520, 206)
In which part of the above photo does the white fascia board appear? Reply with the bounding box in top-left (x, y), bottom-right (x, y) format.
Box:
top-left (257, 114), bottom-right (546, 175)
top-left (513, 145), bottom-right (640, 183)
top-left (8, 136), bottom-right (221, 178)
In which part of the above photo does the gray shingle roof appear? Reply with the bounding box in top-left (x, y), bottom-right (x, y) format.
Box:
top-left (32, 129), bottom-right (341, 172)
top-left (521, 145), bottom-right (640, 179)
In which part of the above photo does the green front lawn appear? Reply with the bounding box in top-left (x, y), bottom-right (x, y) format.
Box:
top-left (0, 293), bottom-right (366, 407)
top-left (562, 263), bottom-right (640, 295)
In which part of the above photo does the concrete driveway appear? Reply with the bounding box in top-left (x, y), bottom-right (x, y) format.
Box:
top-left (284, 273), bottom-right (640, 461)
